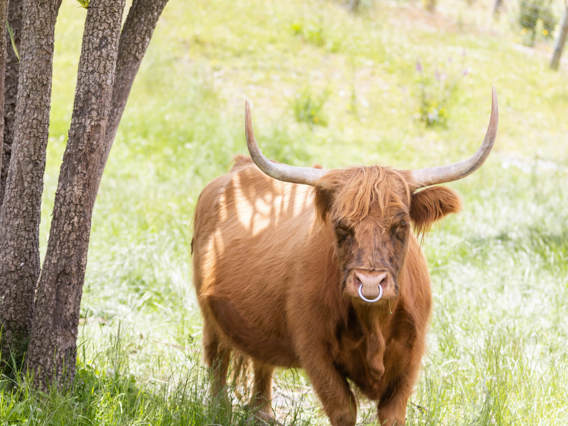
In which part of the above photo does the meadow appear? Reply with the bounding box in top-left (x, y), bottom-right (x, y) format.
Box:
top-left (1, 0), bottom-right (568, 424)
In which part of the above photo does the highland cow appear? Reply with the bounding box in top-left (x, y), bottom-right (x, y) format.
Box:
top-left (191, 90), bottom-right (498, 425)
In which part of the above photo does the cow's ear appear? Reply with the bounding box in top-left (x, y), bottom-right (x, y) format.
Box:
top-left (410, 186), bottom-right (461, 234)
top-left (314, 185), bottom-right (334, 222)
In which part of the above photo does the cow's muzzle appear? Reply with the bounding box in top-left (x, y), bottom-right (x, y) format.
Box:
top-left (345, 269), bottom-right (396, 303)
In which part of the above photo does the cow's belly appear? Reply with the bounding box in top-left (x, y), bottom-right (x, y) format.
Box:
top-left (204, 293), bottom-right (300, 367)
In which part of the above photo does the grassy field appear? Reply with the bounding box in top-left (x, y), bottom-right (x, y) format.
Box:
top-left (1, 0), bottom-right (568, 424)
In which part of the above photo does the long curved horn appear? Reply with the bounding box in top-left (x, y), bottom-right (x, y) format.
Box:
top-left (410, 87), bottom-right (498, 190)
top-left (245, 99), bottom-right (327, 185)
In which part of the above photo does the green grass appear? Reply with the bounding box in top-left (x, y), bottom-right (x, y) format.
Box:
top-left (2, 0), bottom-right (568, 424)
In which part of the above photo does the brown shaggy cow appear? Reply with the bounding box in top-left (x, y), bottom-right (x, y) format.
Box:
top-left (192, 90), bottom-right (498, 425)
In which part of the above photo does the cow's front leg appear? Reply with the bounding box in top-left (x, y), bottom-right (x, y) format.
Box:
top-left (299, 349), bottom-right (357, 426)
top-left (377, 351), bottom-right (421, 425)
top-left (377, 394), bottom-right (407, 426)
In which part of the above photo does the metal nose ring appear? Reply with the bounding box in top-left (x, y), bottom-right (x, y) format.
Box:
top-left (357, 282), bottom-right (383, 303)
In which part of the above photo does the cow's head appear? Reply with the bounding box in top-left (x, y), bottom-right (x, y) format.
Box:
top-left (244, 89), bottom-right (498, 304)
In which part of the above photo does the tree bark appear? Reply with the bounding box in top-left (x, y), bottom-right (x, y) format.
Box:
top-left (492, 0), bottom-right (504, 18)
top-left (0, 0), bottom-right (22, 208)
top-left (551, 6), bottom-right (568, 70)
top-left (25, 0), bottom-right (126, 389)
top-left (0, 0), bottom-right (61, 372)
top-left (105, 0), bottom-right (170, 154)
top-left (0, 0), bottom-right (8, 205)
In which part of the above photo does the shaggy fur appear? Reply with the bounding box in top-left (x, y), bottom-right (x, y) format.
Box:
top-left (192, 157), bottom-right (461, 426)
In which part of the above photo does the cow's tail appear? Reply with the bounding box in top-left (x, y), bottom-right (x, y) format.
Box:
top-left (229, 350), bottom-right (252, 399)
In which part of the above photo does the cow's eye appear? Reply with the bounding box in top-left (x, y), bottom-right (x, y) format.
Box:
top-left (334, 222), bottom-right (352, 242)
top-left (391, 220), bottom-right (409, 241)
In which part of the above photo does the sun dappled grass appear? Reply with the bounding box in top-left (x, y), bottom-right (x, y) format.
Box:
top-left (3, 0), bottom-right (567, 423)
top-left (0, 327), bottom-right (315, 426)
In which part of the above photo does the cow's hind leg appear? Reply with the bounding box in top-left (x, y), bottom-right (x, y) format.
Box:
top-left (203, 322), bottom-right (231, 401)
top-left (246, 361), bottom-right (276, 422)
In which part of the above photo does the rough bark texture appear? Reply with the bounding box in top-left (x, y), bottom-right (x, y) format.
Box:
top-left (0, 0), bottom-right (8, 203)
top-left (0, 0), bottom-right (61, 371)
top-left (551, 7), bottom-right (568, 70)
top-left (25, 0), bottom-right (126, 389)
top-left (0, 0), bottom-right (22, 208)
top-left (104, 0), bottom-right (170, 155)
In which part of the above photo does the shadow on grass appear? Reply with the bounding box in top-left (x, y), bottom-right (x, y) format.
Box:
top-left (0, 360), bottom-right (274, 425)
top-left (0, 342), bottom-right (315, 426)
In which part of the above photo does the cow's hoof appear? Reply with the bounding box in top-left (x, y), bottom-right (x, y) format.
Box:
top-left (245, 412), bottom-right (282, 426)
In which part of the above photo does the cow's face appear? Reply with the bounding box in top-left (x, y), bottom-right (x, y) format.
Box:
top-left (315, 167), bottom-right (461, 303)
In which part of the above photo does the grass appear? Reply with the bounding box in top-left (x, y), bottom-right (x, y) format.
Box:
top-left (2, 0), bottom-right (568, 424)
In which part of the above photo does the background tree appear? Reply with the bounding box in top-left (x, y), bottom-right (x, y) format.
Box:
top-left (0, 0), bottom-right (170, 387)
top-left (493, 0), bottom-right (504, 18)
top-left (551, 2), bottom-right (568, 69)
top-left (349, 0), bottom-right (361, 12)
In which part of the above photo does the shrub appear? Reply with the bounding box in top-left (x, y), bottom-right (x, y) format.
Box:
top-left (290, 20), bottom-right (341, 52)
top-left (292, 87), bottom-right (329, 127)
top-left (414, 59), bottom-right (467, 128)
top-left (518, 0), bottom-right (557, 46)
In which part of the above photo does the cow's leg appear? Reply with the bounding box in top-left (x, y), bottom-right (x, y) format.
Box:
top-left (377, 387), bottom-right (409, 426)
top-left (377, 351), bottom-right (421, 425)
top-left (203, 322), bottom-right (230, 399)
top-left (246, 361), bottom-right (276, 422)
top-left (301, 352), bottom-right (357, 426)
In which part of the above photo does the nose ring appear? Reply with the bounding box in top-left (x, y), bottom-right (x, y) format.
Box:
top-left (357, 283), bottom-right (383, 303)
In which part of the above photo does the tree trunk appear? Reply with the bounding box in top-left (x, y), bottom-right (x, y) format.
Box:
top-left (0, 0), bottom-right (8, 205)
top-left (492, 0), bottom-right (504, 18)
top-left (0, 0), bottom-right (61, 372)
top-left (105, 0), bottom-right (170, 153)
top-left (349, 0), bottom-right (361, 12)
top-left (551, 6), bottom-right (568, 70)
top-left (0, 0), bottom-right (22, 208)
top-left (25, 0), bottom-right (126, 389)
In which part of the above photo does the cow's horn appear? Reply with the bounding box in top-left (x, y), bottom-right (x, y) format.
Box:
top-left (245, 99), bottom-right (327, 185)
top-left (409, 87), bottom-right (498, 190)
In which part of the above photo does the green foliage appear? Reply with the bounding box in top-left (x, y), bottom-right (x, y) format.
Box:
top-left (518, 0), bottom-right (557, 45)
top-left (290, 19), bottom-right (342, 52)
top-left (75, 0), bottom-right (89, 8)
top-left (292, 87), bottom-right (329, 127)
top-left (414, 59), bottom-right (466, 127)
top-left (6, 23), bottom-right (19, 61)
